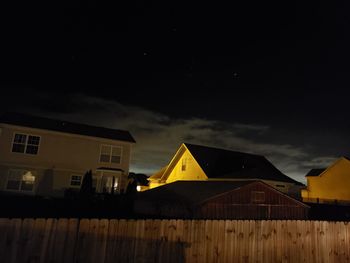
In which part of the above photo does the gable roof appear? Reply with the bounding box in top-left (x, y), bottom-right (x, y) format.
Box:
top-left (149, 166), bottom-right (168, 180)
top-left (304, 156), bottom-right (350, 177)
top-left (138, 180), bottom-right (254, 205)
top-left (138, 180), bottom-right (308, 207)
top-left (0, 112), bottom-right (136, 143)
top-left (184, 143), bottom-right (303, 185)
top-left (305, 168), bottom-right (326, 177)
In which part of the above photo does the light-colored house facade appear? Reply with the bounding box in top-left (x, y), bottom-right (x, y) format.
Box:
top-left (148, 143), bottom-right (304, 197)
top-left (0, 113), bottom-right (135, 197)
top-left (301, 157), bottom-right (350, 204)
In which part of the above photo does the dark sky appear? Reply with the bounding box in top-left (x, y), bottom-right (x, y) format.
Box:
top-left (1, 0), bottom-right (350, 182)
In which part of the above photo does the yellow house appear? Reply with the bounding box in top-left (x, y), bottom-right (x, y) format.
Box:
top-left (148, 143), bottom-right (304, 196)
top-left (301, 157), bottom-right (350, 204)
top-left (0, 112), bottom-right (135, 197)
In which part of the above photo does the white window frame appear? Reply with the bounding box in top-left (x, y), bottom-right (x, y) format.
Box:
top-left (99, 144), bottom-right (122, 164)
top-left (70, 174), bottom-right (82, 187)
top-left (5, 169), bottom-right (36, 192)
top-left (11, 132), bottom-right (41, 155)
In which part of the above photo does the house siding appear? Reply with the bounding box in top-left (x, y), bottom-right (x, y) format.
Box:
top-left (302, 158), bottom-right (350, 204)
top-left (0, 123), bottom-right (133, 196)
top-left (166, 149), bottom-right (207, 183)
top-left (196, 182), bottom-right (308, 219)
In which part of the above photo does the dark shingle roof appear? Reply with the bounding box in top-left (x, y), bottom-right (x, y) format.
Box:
top-left (185, 143), bottom-right (303, 185)
top-left (97, 167), bottom-right (125, 172)
top-left (0, 112), bottom-right (136, 143)
top-left (138, 180), bottom-right (253, 205)
top-left (305, 168), bottom-right (326, 177)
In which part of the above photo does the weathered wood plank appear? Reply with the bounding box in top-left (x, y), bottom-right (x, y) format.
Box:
top-left (181, 219), bottom-right (191, 262)
top-left (0, 218), bottom-right (10, 258)
top-left (223, 220), bottom-right (232, 263)
top-left (104, 219), bottom-right (118, 263)
top-left (133, 219), bottom-right (145, 263)
top-left (75, 218), bottom-right (91, 263)
top-left (204, 219), bottom-right (213, 263)
top-left (5, 218), bottom-right (22, 263)
top-left (30, 218), bottom-right (47, 263)
top-left (20, 218), bottom-right (35, 263)
top-left (1, 218), bottom-right (350, 263)
top-left (94, 219), bottom-right (109, 263)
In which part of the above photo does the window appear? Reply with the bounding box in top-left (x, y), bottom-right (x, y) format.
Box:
top-left (6, 170), bottom-right (35, 191)
top-left (251, 191), bottom-right (265, 203)
top-left (101, 176), bottom-right (118, 193)
top-left (181, 158), bottom-right (187, 171)
top-left (70, 175), bottom-right (82, 187)
top-left (99, 145), bottom-right (122, 164)
top-left (12, 133), bottom-right (40, 155)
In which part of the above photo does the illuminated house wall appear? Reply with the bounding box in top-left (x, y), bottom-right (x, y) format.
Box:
top-left (166, 148), bottom-right (207, 183)
top-left (148, 144), bottom-right (207, 189)
top-left (0, 113), bottom-right (135, 197)
top-left (148, 143), bottom-right (304, 197)
top-left (301, 157), bottom-right (350, 203)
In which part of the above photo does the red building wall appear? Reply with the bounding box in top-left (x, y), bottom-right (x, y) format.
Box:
top-left (195, 182), bottom-right (309, 219)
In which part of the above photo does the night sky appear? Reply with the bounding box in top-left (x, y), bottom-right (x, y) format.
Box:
top-left (1, 0), bottom-right (350, 183)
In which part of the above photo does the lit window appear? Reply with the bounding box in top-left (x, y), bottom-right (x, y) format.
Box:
top-left (99, 145), bottom-right (122, 164)
top-left (70, 175), bottom-right (82, 187)
top-left (251, 191), bottom-right (265, 203)
top-left (101, 176), bottom-right (118, 193)
top-left (12, 133), bottom-right (40, 155)
top-left (6, 170), bottom-right (35, 191)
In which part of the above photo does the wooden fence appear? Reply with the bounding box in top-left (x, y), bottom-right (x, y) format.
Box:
top-left (0, 218), bottom-right (349, 263)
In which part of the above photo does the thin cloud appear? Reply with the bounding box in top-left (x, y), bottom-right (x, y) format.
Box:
top-left (26, 93), bottom-right (337, 183)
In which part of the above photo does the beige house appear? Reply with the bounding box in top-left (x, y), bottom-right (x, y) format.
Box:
top-left (0, 112), bottom-right (136, 197)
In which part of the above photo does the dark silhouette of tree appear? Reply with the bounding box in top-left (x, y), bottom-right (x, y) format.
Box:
top-left (126, 172), bottom-right (149, 194)
top-left (80, 170), bottom-right (93, 198)
top-left (126, 177), bottom-right (138, 195)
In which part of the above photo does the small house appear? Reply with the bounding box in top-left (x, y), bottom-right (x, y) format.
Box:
top-left (134, 180), bottom-right (309, 219)
top-left (148, 143), bottom-right (304, 197)
top-left (301, 157), bottom-right (350, 204)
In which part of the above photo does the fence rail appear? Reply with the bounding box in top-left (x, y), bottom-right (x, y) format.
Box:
top-left (0, 218), bottom-right (349, 262)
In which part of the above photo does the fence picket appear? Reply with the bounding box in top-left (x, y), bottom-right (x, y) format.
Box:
top-left (0, 218), bottom-right (349, 263)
